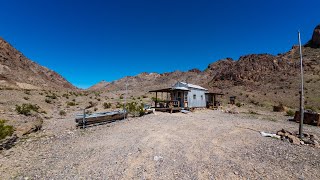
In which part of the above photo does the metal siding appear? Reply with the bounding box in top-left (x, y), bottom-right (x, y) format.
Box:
top-left (188, 88), bottom-right (206, 108)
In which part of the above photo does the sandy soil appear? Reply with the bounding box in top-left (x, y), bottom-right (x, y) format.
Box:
top-left (0, 110), bottom-right (319, 179)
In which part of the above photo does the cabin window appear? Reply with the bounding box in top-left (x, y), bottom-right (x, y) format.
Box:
top-left (201, 95), bottom-right (203, 100)
top-left (193, 94), bottom-right (196, 100)
top-left (184, 92), bottom-right (188, 101)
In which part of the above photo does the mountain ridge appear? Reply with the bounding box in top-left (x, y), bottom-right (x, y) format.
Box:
top-left (0, 37), bottom-right (77, 90)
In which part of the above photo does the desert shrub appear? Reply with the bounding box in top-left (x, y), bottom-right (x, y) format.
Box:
top-left (62, 93), bottom-right (69, 99)
top-left (103, 102), bottom-right (112, 109)
top-left (125, 102), bottom-right (145, 117)
top-left (86, 101), bottom-right (96, 109)
top-left (45, 98), bottom-right (52, 104)
top-left (72, 99), bottom-right (76, 102)
top-left (15, 103), bottom-right (40, 116)
top-left (236, 102), bottom-right (242, 107)
top-left (305, 106), bottom-right (316, 112)
top-left (67, 101), bottom-right (76, 106)
top-left (0, 120), bottom-right (14, 140)
top-left (24, 90), bottom-right (31, 95)
top-left (85, 110), bottom-right (92, 114)
top-left (286, 109), bottom-right (295, 117)
top-left (23, 97), bottom-right (29, 100)
top-left (137, 97), bottom-right (141, 100)
top-left (97, 98), bottom-right (101, 101)
top-left (94, 107), bottom-right (98, 111)
top-left (46, 94), bottom-right (57, 99)
top-left (273, 103), bottom-right (286, 112)
top-left (119, 95), bottom-right (124, 99)
top-left (248, 110), bottom-right (259, 115)
top-left (142, 95), bottom-right (148, 98)
top-left (250, 100), bottom-right (259, 106)
top-left (116, 102), bottom-right (123, 108)
top-left (59, 110), bottom-right (66, 116)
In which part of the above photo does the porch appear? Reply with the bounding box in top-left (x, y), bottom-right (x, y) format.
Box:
top-left (205, 92), bottom-right (224, 109)
top-left (149, 87), bottom-right (190, 113)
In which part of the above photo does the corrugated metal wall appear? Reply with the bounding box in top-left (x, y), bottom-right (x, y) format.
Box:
top-left (187, 88), bottom-right (207, 107)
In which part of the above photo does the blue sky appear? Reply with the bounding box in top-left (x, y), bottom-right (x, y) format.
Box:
top-left (1, 0), bottom-right (319, 88)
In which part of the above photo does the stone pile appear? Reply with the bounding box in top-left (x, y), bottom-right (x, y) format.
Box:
top-left (276, 129), bottom-right (319, 148)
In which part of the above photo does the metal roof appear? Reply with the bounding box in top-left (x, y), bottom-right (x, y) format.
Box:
top-left (178, 82), bottom-right (207, 90)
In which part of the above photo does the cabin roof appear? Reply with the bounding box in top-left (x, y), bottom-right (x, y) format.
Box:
top-left (178, 82), bottom-right (207, 90)
top-left (149, 87), bottom-right (189, 93)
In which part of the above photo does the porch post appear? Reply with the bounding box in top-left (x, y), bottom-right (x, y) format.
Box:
top-left (155, 92), bottom-right (158, 107)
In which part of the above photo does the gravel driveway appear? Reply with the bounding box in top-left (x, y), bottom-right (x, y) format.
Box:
top-left (1, 110), bottom-right (319, 179)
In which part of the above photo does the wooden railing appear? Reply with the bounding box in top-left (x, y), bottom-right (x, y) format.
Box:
top-left (153, 100), bottom-right (180, 108)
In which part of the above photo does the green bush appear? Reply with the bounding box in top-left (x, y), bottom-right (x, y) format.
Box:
top-left (59, 110), bottom-right (66, 116)
top-left (305, 106), bottom-right (316, 112)
top-left (94, 107), bottom-right (98, 111)
top-left (103, 102), bottom-right (112, 109)
top-left (236, 102), bottom-right (242, 107)
top-left (286, 109), bottom-right (295, 117)
top-left (0, 120), bottom-right (14, 140)
top-left (67, 101), bottom-right (76, 106)
top-left (15, 103), bottom-right (40, 116)
top-left (23, 97), bottom-right (29, 100)
top-left (125, 101), bottom-right (145, 117)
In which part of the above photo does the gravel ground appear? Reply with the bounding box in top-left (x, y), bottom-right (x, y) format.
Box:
top-left (0, 110), bottom-right (319, 179)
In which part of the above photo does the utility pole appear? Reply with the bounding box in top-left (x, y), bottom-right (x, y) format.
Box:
top-left (298, 31), bottom-right (304, 138)
top-left (124, 79), bottom-right (128, 120)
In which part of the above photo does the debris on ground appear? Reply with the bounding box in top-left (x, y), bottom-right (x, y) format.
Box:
top-left (180, 110), bottom-right (190, 114)
top-left (276, 129), bottom-right (320, 148)
top-left (153, 155), bottom-right (163, 162)
top-left (260, 132), bottom-right (281, 139)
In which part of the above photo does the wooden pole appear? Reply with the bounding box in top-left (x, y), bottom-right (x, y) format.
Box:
top-left (298, 31), bottom-right (304, 138)
top-left (83, 109), bottom-right (86, 129)
top-left (155, 92), bottom-right (158, 108)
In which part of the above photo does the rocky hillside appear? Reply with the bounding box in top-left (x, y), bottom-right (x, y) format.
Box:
top-left (91, 25), bottom-right (320, 110)
top-left (0, 37), bottom-right (76, 90)
top-left (88, 80), bottom-right (110, 91)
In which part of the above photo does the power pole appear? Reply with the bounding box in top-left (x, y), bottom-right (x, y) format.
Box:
top-left (124, 79), bottom-right (128, 120)
top-left (298, 31), bottom-right (304, 138)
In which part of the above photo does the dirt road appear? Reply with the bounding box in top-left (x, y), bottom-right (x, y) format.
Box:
top-left (1, 110), bottom-right (319, 179)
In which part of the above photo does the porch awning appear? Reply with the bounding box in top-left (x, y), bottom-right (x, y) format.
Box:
top-left (149, 87), bottom-right (189, 93)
